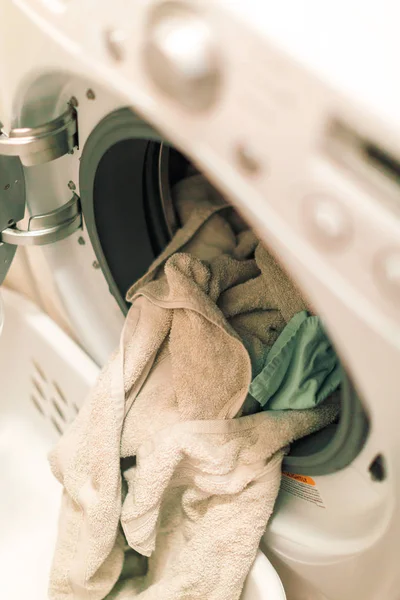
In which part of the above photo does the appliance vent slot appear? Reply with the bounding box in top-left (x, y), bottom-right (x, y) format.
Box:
top-left (51, 399), bottom-right (66, 421)
top-left (30, 359), bottom-right (79, 435)
top-left (30, 394), bottom-right (45, 416)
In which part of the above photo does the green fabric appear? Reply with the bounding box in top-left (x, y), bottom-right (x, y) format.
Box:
top-left (249, 311), bottom-right (341, 410)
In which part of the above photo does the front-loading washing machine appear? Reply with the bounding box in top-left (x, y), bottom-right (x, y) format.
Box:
top-left (0, 1), bottom-right (400, 599)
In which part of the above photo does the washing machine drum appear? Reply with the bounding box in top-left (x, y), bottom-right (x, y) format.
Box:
top-left (77, 107), bottom-right (370, 478)
top-left (78, 107), bottom-right (191, 314)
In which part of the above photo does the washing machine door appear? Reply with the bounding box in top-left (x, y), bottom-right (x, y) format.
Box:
top-left (0, 156), bottom-right (26, 284)
top-left (0, 106), bottom-right (81, 284)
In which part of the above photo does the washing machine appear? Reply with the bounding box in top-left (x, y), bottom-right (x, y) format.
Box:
top-left (0, 1), bottom-right (399, 599)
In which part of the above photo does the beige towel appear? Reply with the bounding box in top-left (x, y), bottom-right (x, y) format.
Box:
top-left (113, 406), bottom-right (337, 600)
top-left (49, 175), bottom-right (337, 600)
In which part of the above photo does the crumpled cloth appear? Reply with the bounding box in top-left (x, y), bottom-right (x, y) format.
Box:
top-left (249, 311), bottom-right (342, 411)
top-left (48, 175), bottom-right (339, 600)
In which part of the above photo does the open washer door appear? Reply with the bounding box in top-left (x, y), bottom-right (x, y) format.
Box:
top-left (0, 106), bottom-right (81, 285)
top-left (0, 156), bottom-right (26, 284)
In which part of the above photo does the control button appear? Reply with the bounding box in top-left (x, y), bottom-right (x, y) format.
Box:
top-left (304, 194), bottom-right (352, 250)
top-left (235, 143), bottom-right (261, 175)
top-left (375, 249), bottom-right (400, 303)
top-left (143, 2), bottom-right (222, 111)
top-left (104, 29), bottom-right (126, 62)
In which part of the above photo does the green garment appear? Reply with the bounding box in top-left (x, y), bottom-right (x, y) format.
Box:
top-left (249, 311), bottom-right (341, 411)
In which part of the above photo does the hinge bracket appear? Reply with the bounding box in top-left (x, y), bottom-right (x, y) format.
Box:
top-left (0, 194), bottom-right (82, 246)
top-left (0, 105), bottom-right (78, 166)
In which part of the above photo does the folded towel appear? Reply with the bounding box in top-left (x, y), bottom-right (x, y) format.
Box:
top-left (49, 175), bottom-right (338, 600)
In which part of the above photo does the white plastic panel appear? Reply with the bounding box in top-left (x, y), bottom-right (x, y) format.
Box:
top-left (0, 289), bottom-right (99, 600)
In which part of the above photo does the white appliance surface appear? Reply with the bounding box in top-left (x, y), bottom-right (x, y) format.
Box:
top-left (1, 2), bottom-right (400, 599)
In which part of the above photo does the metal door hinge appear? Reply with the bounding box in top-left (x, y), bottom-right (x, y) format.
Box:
top-left (0, 194), bottom-right (82, 246)
top-left (0, 106), bottom-right (78, 166)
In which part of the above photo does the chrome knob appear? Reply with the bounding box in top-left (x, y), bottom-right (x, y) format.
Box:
top-left (143, 2), bottom-right (222, 112)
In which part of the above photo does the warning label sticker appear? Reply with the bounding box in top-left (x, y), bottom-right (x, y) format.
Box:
top-left (281, 472), bottom-right (325, 508)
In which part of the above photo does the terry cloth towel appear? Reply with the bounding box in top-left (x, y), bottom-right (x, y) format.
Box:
top-left (127, 174), bottom-right (309, 382)
top-left (48, 175), bottom-right (338, 600)
top-left (111, 408), bottom-right (338, 600)
top-left (249, 311), bottom-right (342, 411)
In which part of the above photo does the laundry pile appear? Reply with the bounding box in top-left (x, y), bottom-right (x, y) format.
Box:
top-left (48, 175), bottom-right (340, 600)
